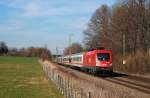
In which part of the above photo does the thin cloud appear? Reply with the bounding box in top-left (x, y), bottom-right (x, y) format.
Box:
top-left (22, 0), bottom-right (102, 17)
top-left (0, 0), bottom-right (29, 8)
top-left (0, 0), bottom-right (116, 53)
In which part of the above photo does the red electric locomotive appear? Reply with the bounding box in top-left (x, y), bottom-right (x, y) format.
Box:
top-left (83, 50), bottom-right (113, 73)
top-left (57, 49), bottom-right (113, 74)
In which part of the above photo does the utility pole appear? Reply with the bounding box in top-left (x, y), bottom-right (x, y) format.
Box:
top-left (44, 44), bottom-right (47, 49)
top-left (123, 34), bottom-right (126, 65)
top-left (56, 46), bottom-right (59, 59)
top-left (68, 34), bottom-right (73, 63)
top-left (69, 33), bottom-right (73, 55)
top-left (111, 29), bottom-right (113, 51)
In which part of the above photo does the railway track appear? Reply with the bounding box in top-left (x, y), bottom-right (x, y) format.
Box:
top-left (103, 77), bottom-right (150, 94)
top-left (57, 63), bottom-right (150, 94)
top-left (124, 75), bottom-right (150, 84)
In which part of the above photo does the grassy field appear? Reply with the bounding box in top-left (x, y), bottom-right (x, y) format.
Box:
top-left (0, 56), bottom-right (63, 98)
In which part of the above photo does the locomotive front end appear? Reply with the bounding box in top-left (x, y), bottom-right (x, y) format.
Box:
top-left (96, 50), bottom-right (113, 72)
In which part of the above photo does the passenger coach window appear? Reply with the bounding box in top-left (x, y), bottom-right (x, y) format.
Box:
top-left (97, 53), bottom-right (110, 61)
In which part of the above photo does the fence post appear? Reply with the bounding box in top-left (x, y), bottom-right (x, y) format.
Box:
top-left (60, 76), bottom-right (62, 92)
top-left (66, 79), bottom-right (69, 98)
top-left (64, 79), bottom-right (67, 98)
top-left (88, 92), bottom-right (91, 98)
top-left (70, 80), bottom-right (73, 98)
top-left (74, 88), bottom-right (76, 98)
top-left (80, 88), bottom-right (83, 98)
top-left (58, 75), bottom-right (61, 90)
top-left (62, 77), bottom-right (64, 94)
top-left (68, 79), bottom-right (71, 98)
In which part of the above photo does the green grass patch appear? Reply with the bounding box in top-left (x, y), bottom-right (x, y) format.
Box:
top-left (0, 56), bottom-right (63, 98)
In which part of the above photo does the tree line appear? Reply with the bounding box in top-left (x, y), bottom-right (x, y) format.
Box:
top-left (0, 41), bottom-right (8, 55)
top-left (63, 43), bottom-right (83, 55)
top-left (83, 0), bottom-right (150, 74)
top-left (0, 41), bottom-right (52, 61)
top-left (63, 0), bottom-right (150, 74)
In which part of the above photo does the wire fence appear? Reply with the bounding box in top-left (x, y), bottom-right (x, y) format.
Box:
top-left (41, 63), bottom-right (99, 98)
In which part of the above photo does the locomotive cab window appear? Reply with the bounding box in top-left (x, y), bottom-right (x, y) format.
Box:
top-left (97, 53), bottom-right (110, 61)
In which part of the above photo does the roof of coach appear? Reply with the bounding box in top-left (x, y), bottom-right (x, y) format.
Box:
top-left (62, 52), bottom-right (83, 57)
top-left (70, 53), bottom-right (83, 56)
top-left (57, 49), bottom-right (111, 58)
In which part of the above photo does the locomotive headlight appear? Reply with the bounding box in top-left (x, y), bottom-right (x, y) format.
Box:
top-left (102, 64), bottom-right (107, 66)
top-left (96, 62), bottom-right (99, 66)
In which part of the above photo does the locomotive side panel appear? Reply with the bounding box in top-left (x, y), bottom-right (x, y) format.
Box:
top-left (83, 51), bottom-right (96, 67)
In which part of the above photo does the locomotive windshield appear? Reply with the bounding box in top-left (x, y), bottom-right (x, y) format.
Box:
top-left (97, 53), bottom-right (110, 61)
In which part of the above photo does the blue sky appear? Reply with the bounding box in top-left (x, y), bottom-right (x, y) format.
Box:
top-left (0, 0), bottom-right (116, 54)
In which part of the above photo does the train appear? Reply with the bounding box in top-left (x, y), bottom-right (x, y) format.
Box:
top-left (56, 49), bottom-right (113, 74)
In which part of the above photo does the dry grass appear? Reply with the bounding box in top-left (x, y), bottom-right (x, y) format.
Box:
top-left (24, 77), bottom-right (49, 85)
top-left (114, 50), bottom-right (150, 75)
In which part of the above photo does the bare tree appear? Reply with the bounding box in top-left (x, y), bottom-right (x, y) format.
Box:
top-left (0, 41), bottom-right (8, 55)
top-left (84, 5), bottom-right (111, 50)
top-left (83, 0), bottom-right (150, 73)
top-left (64, 43), bottom-right (83, 55)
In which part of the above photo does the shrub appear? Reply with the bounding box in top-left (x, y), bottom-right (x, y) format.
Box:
top-left (114, 50), bottom-right (150, 74)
